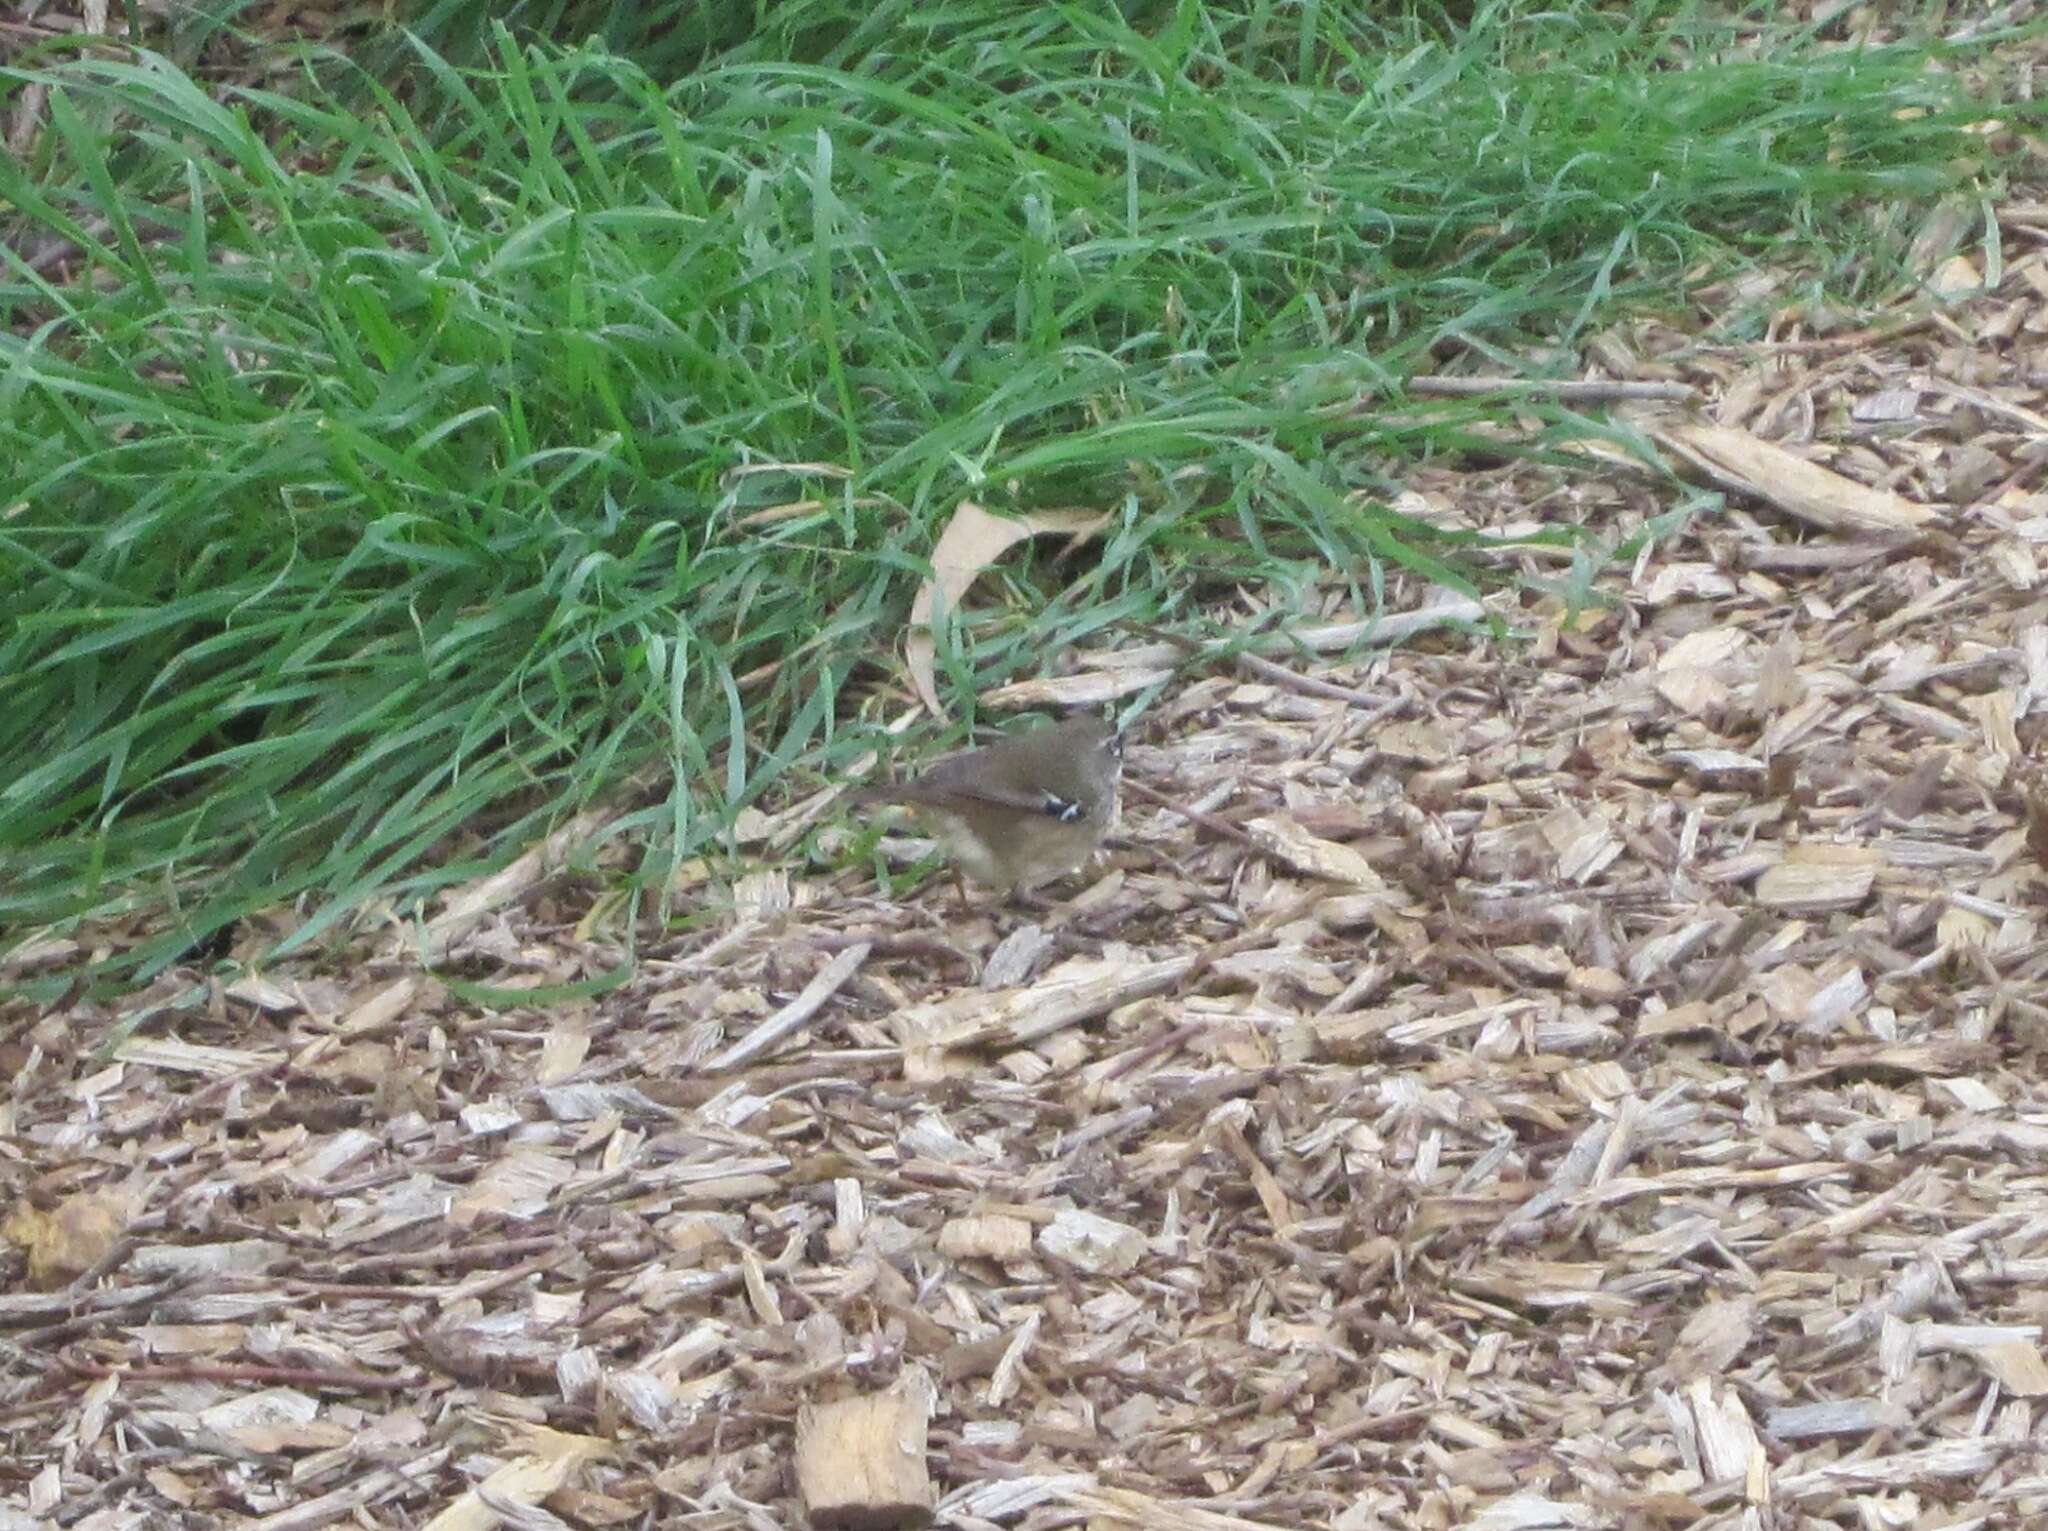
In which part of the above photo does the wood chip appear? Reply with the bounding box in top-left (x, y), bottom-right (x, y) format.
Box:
top-left (1242, 816), bottom-right (1390, 890)
top-left (1755, 843), bottom-right (1881, 910)
top-left (1650, 420), bottom-right (1937, 536)
top-left (1039, 1209), bottom-right (1146, 1275)
top-left (421, 1429), bottom-right (606, 1531)
top-left (707, 943), bottom-right (871, 1071)
top-left (794, 1373), bottom-right (936, 1530)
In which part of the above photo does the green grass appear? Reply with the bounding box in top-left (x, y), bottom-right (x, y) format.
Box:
top-left (0, 0), bottom-right (2026, 986)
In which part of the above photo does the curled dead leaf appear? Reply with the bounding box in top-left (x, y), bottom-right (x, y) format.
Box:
top-left (3, 1190), bottom-right (128, 1288)
top-left (904, 500), bottom-right (1110, 716)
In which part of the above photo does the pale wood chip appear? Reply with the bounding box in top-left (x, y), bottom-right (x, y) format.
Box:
top-left (794, 1372), bottom-right (936, 1530)
top-left (223, 974), bottom-right (304, 1013)
top-left (1241, 815), bottom-right (1391, 890)
top-left (406, 809), bottom-right (608, 962)
top-left (937, 1214), bottom-right (1034, 1261)
top-left (1774, 1439), bottom-right (2008, 1500)
top-left (1650, 420), bottom-right (1937, 535)
top-left (340, 977), bottom-right (418, 1033)
top-left (112, 1036), bottom-right (280, 1075)
top-left (0, 936), bottom-right (81, 973)
top-left (1766, 1398), bottom-right (1904, 1439)
top-left (706, 942), bottom-right (870, 1071)
top-left (904, 953), bottom-right (1198, 1052)
top-left (1661, 1297), bottom-right (1756, 1381)
top-left (1039, 1209), bottom-right (1146, 1275)
top-left (1755, 843), bottom-right (1881, 910)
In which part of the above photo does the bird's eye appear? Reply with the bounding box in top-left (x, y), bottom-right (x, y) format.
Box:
top-left (1044, 793), bottom-right (1083, 822)
top-left (1104, 734), bottom-right (1124, 758)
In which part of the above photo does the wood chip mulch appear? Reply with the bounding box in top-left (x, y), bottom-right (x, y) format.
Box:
top-left (9, 210), bottom-right (2048, 1531)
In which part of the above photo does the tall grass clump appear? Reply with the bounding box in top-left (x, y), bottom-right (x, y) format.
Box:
top-left (0, 0), bottom-right (2018, 983)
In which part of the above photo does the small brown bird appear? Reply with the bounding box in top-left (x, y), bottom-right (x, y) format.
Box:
top-left (848, 715), bottom-right (1123, 899)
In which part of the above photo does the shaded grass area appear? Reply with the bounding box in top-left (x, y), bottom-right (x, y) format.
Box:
top-left (0, 0), bottom-right (2021, 984)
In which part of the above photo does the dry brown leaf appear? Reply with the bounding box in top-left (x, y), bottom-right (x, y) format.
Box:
top-left (904, 500), bottom-right (1111, 715)
top-left (1375, 720), bottom-right (1456, 764)
top-left (1971, 1336), bottom-right (2048, 1396)
top-left (537, 1025), bottom-right (590, 1085)
top-left (2, 1190), bottom-right (128, 1288)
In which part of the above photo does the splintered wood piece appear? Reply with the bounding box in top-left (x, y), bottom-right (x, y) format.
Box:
top-left (904, 952), bottom-right (1198, 1051)
top-left (937, 1213), bottom-right (1034, 1261)
top-left (420, 1429), bottom-right (607, 1531)
top-left (795, 1373), bottom-right (936, 1530)
top-left (1754, 843), bottom-right (1880, 911)
top-left (1039, 1208), bottom-right (1146, 1275)
top-left (1649, 420), bottom-right (1936, 537)
top-left (1241, 814), bottom-right (1391, 890)
top-left (707, 942), bottom-right (872, 1071)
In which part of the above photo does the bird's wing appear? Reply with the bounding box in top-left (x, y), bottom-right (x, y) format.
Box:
top-left (871, 779), bottom-right (1081, 820)
top-left (849, 726), bottom-right (1100, 820)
